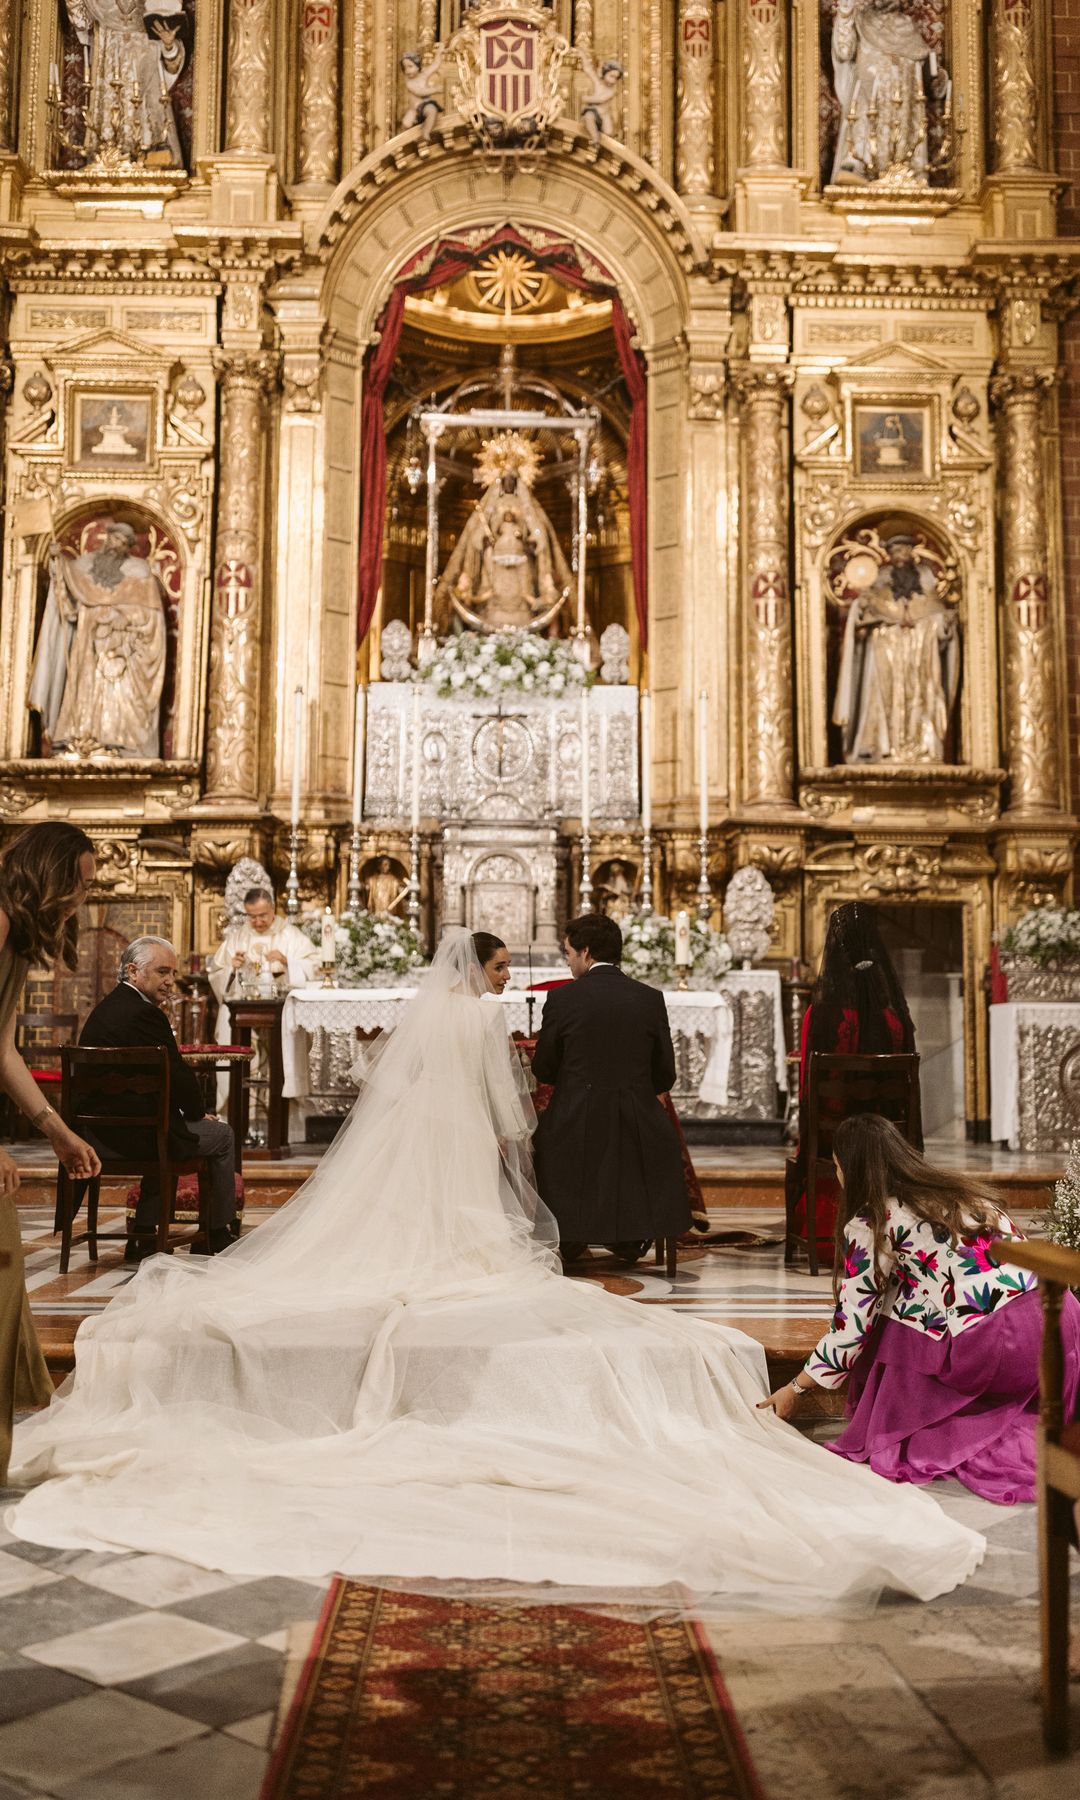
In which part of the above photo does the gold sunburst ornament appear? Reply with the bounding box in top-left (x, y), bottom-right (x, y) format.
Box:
top-left (471, 248), bottom-right (548, 316)
top-left (476, 430), bottom-right (543, 489)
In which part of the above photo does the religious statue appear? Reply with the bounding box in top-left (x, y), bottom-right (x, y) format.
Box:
top-left (578, 53), bottom-right (624, 143)
top-left (364, 857), bottom-right (409, 917)
top-left (833, 534), bottom-right (960, 764)
top-left (437, 433), bottom-right (572, 633)
top-left (28, 519), bottom-right (167, 759)
top-left (595, 860), bottom-right (637, 922)
top-left (62, 0), bottom-right (190, 168)
top-left (400, 44), bottom-right (445, 138)
top-left (830, 0), bottom-right (949, 186)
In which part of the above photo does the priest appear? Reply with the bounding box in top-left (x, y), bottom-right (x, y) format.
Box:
top-left (209, 888), bottom-right (320, 1114)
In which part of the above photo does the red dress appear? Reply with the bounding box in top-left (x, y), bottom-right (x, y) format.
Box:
top-left (792, 1003), bottom-right (905, 1256)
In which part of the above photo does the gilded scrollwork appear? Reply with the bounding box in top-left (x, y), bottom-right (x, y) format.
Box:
top-left (742, 0), bottom-right (785, 168)
top-left (735, 365), bottom-right (794, 808)
top-left (688, 367), bottom-right (724, 420)
top-left (205, 350), bottom-right (279, 804)
top-left (856, 843), bottom-right (949, 896)
top-left (676, 2), bottom-right (715, 199)
top-left (225, 0), bottom-right (273, 155)
top-left (299, 0), bottom-right (340, 186)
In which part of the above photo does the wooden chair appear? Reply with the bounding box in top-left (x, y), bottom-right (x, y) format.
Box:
top-left (56, 1045), bottom-right (213, 1273)
top-left (785, 1052), bottom-right (921, 1276)
top-left (2, 1012), bottom-right (78, 1140)
top-left (989, 1236), bottom-right (1080, 1755)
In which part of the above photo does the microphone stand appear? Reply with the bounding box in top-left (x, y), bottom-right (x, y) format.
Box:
top-left (526, 943), bottom-right (536, 1038)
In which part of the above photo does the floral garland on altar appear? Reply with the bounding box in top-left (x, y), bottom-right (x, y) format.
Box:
top-left (302, 911), bottom-right (427, 987)
top-left (416, 630), bottom-right (591, 702)
top-left (620, 914), bottom-right (734, 990)
top-left (997, 907), bottom-right (1080, 967)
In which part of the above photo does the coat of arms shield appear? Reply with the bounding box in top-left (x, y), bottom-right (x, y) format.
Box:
top-left (450, 1), bottom-right (569, 146)
top-left (481, 19), bottom-right (537, 127)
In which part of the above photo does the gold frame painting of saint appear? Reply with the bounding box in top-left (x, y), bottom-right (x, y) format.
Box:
top-left (70, 390), bottom-right (155, 471)
top-left (853, 403), bottom-right (933, 482)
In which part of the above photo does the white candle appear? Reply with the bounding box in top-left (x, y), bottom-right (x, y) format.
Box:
top-left (320, 905), bottom-right (336, 965)
top-left (351, 683), bottom-right (367, 829)
top-left (579, 687), bottom-right (590, 835)
top-left (410, 685), bottom-right (421, 831)
top-left (698, 689), bottom-right (709, 839)
top-left (290, 686), bottom-right (303, 829)
top-left (640, 689), bottom-right (652, 834)
top-left (674, 909), bottom-right (691, 967)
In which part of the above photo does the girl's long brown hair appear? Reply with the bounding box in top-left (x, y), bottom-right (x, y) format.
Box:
top-left (832, 1113), bottom-right (1001, 1297)
top-left (0, 822), bottom-right (95, 971)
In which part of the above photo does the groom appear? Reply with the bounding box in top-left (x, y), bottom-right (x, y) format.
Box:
top-left (532, 913), bottom-right (690, 1258)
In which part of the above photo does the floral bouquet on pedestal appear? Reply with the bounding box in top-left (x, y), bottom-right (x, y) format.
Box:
top-left (997, 907), bottom-right (1080, 1000)
top-left (302, 911), bottom-right (426, 987)
top-left (417, 630), bottom-right (591, 702)
top-left (620, 913), bottom-right (733, 990)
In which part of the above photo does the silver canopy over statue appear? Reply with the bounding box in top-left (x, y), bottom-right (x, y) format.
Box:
top-left (28, 519), bottom-right (167, 758)
top-left (833, 533), bottom-right (960, 765)
top-left (830, 0), bottom-right (949, 186)
top-left (437, 432), bottom-right (572, 632)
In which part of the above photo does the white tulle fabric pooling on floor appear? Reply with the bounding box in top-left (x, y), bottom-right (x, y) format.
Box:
top-left (7, 930), bottom-right (985, 1613)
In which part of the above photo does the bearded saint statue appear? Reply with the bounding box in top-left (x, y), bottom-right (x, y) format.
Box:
top-left (833, 535), bottom-right (960, 765)
top-left (437, 436), bottom-right (572, 633)
top-left (28, 519), bottom-right (167, 758)
top-left (830, 0), bottom-right (950, 186)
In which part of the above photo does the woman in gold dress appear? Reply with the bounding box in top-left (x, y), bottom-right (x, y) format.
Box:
top-left (0, 823), bottom-right (101, 1479)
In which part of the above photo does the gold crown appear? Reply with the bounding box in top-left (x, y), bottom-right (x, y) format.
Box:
top-left (476, 431), bottom-right (542, 489)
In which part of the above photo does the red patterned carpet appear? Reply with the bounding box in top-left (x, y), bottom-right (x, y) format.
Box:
top-left (262, 1581), bottom-right (767, 1800)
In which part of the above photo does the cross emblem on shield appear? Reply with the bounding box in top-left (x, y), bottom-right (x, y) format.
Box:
top-left (481, 20), bottom-right (538, 126)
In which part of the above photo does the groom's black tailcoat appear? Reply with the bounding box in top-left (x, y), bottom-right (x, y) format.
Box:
top-left (532, 965), bottom-right (690, 1241)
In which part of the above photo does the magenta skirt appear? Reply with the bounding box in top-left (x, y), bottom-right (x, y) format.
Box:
top-left (829, 1288), bottom-right (1080, 1505)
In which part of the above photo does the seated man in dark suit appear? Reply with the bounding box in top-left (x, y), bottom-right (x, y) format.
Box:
top-left (79, 936), bottom-right (238, 1261)
top-left (532, 912), bottom-right (690, 1262)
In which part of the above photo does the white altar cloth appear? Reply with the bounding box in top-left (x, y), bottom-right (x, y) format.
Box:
top-left (990, 999), bottom-right (1080, 1147)
top-left (280, 983), bottom-right (764, 1106)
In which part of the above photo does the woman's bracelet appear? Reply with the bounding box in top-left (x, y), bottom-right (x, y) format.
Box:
top-left (789, 1379), bottom-right (808, 1400)
top-left (28, 1101), bottom-right (57, 1131)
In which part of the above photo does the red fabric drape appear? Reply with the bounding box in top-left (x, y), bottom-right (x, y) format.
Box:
top-left (356, 228), bottom-right (650, 649)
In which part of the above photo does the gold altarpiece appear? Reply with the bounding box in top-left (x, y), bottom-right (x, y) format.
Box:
top-left (0, 0), bottom-right (1075, 1136)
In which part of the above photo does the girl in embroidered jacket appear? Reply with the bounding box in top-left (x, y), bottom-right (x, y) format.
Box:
top-left (791, 902), bottom-right (918, 1259)
top-left (762, 1114), bottom-right (1080, 1503)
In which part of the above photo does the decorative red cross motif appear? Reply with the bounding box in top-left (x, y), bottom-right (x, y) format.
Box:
top-left (752, 569), bottom-right (786, 628)
top-left (682, 17), bottom-right (711, 57)
top-left (303, 1), bottom-right (333, 45)
top-left (217, 559), bottom-right (253, 619)
top-left (1011, 572), bottom-right (1048, 629)
top-left (483, 24), bottom-right (536, 119)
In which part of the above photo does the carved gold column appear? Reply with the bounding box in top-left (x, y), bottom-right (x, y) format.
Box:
top-left (990, 370), bottom-right (1061, 817)
top-left (418, 0), bottom-right (438, 58)
top-left (741, 0), bottom-right (786, 167)
top-left (0, 0), bottom-right (15, 150)
top-left (574, 1), bottom-right (594, 56)
top-left (993, 0), bottom-right (1038, 172)
top-left (299, 0), bottom-right (340, 185)
top-left (225, 0), bottom-right (272, 153)
top-left (736, 366), bottom-right (795, 811)
top-left (205, 351), bottom-right (278, 805)
top-left (676, 2), bottom-right (715, 200)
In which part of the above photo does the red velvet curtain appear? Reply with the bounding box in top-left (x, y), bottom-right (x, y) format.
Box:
top-left (356, 229), bottom-right (649, 649)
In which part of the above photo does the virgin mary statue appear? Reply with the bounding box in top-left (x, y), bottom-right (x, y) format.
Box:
top-left (437, 434), bottom-right (572, 632)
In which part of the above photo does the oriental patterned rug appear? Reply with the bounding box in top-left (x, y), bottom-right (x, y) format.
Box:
top-left (261, 1580), bottom-right (767, 1800)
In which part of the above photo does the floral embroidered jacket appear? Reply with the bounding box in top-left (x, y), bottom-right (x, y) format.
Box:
top-left (804, 1200), bottom-right (1036, 1390)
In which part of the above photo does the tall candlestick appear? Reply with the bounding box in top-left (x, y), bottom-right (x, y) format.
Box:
top-left (580, 687), bottom-right (590, 835)
top-left (697, 689), bottom-right (709, 840)
top-left (410, 685), bottom-right (421, 831)
top-left (290, 686), bottom-right (303, 830)
top-left (351, 682), bottom-right (367, 829)
top-left (640, 689), bottom-right (651, 834)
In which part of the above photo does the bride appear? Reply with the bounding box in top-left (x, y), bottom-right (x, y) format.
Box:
top-left (7, 929), bottom-right (984, 1612)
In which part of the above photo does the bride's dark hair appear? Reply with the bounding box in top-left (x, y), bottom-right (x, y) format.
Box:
top-left (808, 901), bottom-right (914, 1058)
top-left (472, 932), bottom-right (506, 967)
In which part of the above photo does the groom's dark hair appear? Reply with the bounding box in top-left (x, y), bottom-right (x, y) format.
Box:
top-left (564, 913), bottom-right (622, 965)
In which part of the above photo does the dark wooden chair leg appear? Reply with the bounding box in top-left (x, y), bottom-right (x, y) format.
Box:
top-left (655, 1240), bottom-right (663, 1266)
top-left (806, 1169), bottom-right (819, 1278)
top-left (86, 1177), bottom-right (99, 1264)
top-left (1042, 1485), bottom-right (1074, 1754)
top-left (57, 1167), bottom-right (71, 1275)
top-left (160, 1174), bottom-right (177, 1255)
top-left (197, 1161), bottom-right (213, 1250)
top-left (666, 1236), bottom-right (677, 1281)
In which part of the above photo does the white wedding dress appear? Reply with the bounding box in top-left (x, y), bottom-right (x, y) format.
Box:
top-left (8, 931), bottom-right (984, 1613)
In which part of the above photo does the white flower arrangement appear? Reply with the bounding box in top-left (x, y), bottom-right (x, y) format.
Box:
top-left (997, 907), bottom-right (1080, 968)
top-left (301, 910), bottom-right (427, 986)
top-left (1045, 1142), bottom-right (1080, 1269)
top-left (620, 913), bottom-right (734, 990)
top-left (416, 630), bottom-right (591, 702)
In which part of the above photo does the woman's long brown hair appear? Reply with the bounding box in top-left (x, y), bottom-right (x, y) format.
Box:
top-left (0, 822), bottom-right (95, 971)
top-left (831, 1113), bottom-right (1001, 1297)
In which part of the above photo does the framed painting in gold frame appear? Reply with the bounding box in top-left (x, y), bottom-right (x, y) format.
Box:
top-left (69, 389), bottom-right (156, 471)
top-left (852, 402), bottom-right (933, 482)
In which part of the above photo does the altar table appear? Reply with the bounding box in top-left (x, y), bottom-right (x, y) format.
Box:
top-left (990, 1000), bottom-right (1080, 1152)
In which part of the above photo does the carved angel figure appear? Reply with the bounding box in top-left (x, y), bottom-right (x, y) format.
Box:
top-left (400, 44), bottom-right (445, 138)
top-left (578, 53), bottom-right (624, 143)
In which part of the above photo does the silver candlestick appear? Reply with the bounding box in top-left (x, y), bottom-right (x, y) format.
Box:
top-left (639, 827), bottom-right (655, 916)
top-left (285, 826), bottom-right (301, 918)
top-left (346, 824), bottom-right (363, 919)
top-left (406, 830), bottom-right (421, 930)
top-left (579, 829), bottom-right (593, 912)
top-left (696, 832), bottom-right (712, 926)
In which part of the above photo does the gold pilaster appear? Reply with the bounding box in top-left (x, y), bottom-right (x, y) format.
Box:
top-left (205, 350), bottom-right (279, 807)
top-left (735, 365), bottom-right (795, 813)
top-left (741, 0), bottom-right (785, 168)
top-left (676, 2), bottom-right (715, 202)
top-left (225, 0), bottom-right (273, 154)
top-left (990, 369), bottom-right (1062, 818)
top-left (992, 0), bottom-right (1039, 173)
top-left (574, 1), bottom-right (594, 56)
top-left (299, 0), bottom-right (340, 186)
top-left (0, 0), bottom-right (15, 151)
top-left (418, 0), bottom-right (438, 58)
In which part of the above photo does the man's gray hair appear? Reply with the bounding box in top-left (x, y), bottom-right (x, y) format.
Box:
top-left (119, 935), bottom-right (175, 981)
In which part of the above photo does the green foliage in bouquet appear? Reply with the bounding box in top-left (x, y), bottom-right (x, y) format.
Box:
top-left (302, 910), bottom-right (426, 986)
top-left (620, 913), bottom-right (733, 989)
